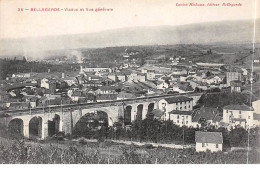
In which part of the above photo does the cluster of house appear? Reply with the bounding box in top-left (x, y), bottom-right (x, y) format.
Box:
top-left (0, 59), bottom-right (259, 153)
top-left (152, 95), bottom-right (260, 130)
top-left (0, 62), bottom-right (256, 111)
top-left (153, 95), bottom-right (260, 152)
top-left (195, 105), bottom-right (259, 152)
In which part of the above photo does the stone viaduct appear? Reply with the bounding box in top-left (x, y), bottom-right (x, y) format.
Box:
top-left (0, 93), bottom-right (202, 139)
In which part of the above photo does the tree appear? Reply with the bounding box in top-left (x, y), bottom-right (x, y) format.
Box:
top-left (194, 87), bottom-right (202, 92)
top-left (229, 127), bottom-right (248, 147)
top-left (206, 71), bottom-right (211, 77)
top-left (145, 110), bottom-right (156, 122)
top-left (222, 76), bottom-right (227, 84)
top-left (165, 79), bottom-right (170, 85)
top-left (211, 88), bottom-right (221, 93)
top-left (198, 118), bottom-right (207, 127)
top-left (112, 119), bottom-right (124, 140)
top-left (140, 58), bottom-right (145, 66)
top-left (22, 56), bottom-right (27, 62)
top-left (115, 88), bottom-right (121, 93)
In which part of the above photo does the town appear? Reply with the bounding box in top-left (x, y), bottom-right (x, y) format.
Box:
top-left (1, 0), bottom-right (260, 165)
top-left (0, 44), bottom-right (259, 159)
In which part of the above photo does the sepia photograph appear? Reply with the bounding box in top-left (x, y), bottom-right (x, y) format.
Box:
top-left (0, 0), bottom-right (259, 165)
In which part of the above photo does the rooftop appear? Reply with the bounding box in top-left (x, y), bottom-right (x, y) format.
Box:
top-left (117, 91), bottom-right (136, 99)
top-left (96, 94), bottom-right (117, 101)
top-left (64, 77), bottom-right (76, 81)
top-left (71, 91), bottom-right (82, 97)
top-left (164, 96), bottom-right (193, 104)
top-left (179, 84), bottom-right (194, 92)
top-left (253, 113), bottom-right (260, 120)
top-left (196, 63), bottom-right (225, 67)
top-left (195, 131), bottom-right (223, 144)
top-left (151, 109), bottom-right (164, 118)
top-left (99, 86), bottom-right (117, 91)
top-left (223, 105), bottom-right (254, 111)
top-left (213, 115), bottom-right (222, 123)
top-left (192, 107), bottom-right (218, 122)
top-left (168, 110), bottom-right (193, 116)
top-left (228, 67), bottom-right (243, 73)
top-left (9, 102), bottom-right (30, 108)
top-left (230, 80), bottom-right (242, 86)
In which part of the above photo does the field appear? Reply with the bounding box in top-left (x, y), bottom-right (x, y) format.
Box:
top-left (0, 137), bottom-right (259, 164)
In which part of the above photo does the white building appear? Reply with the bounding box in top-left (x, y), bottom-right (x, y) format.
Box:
top-left (180, 75), bottom-right (188, 82)
top-left (223, 105), bottom-right (256, 129)
top-left (252, 100), bottom-right (260, 114)
top-left (70, 91), bottom-right (83, 102)
top-left (172, 83), bottom-right (194, 94)
top-left (158, 96), bottom-right (193, 119)
top-left (96, 86), bottom-right (117, 94)
top-left (195, 131), bottom-right (223, 152)
top-left (168, 110), bottom-right (193, 127)
top-left (226, 71), bottom-right (242, 86)
top-left (203, 75), bottom-right (222, 85)
top-left (41, 78), bottom-right (49, 89)
top-left (117, 74), bottom-right (126, 82)
top-left (127, 73), bottom-right (146, 82)
top-left (230, 80), bottom-right (242, 92)
top-left (107, 74), bottom-right (117, 81)
top-left (146, 70), bottom-right (155, 80)
top-left (82, 67), bottom-right (112, 73)
top-left (64, 77), bottom-right (77, 86)
top-left (171, 69), bottom-right (187, 75)
top-left (156, 81), bottom-right (169, 90)
top-left (9, 91), bottom-right (16, 97)
top-left (241, 68), bottom-right (248, 76)
top-left (12, 73), bottom-right (31, 78)
top-left (96, 94), bottom-right (117, 102)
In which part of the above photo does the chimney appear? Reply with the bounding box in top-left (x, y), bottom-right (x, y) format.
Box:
top-left (62, 73), bottom-right (65, 79)
top-left (79, 65), bottom-right (84, 74)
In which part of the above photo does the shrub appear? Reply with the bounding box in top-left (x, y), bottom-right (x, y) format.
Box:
top-left (78, 137), bottom-right (88, 145)
top-left (55, 131), bottom-right (65, 141)
top-left (143, 144), bottom-right (154, 149)
top-left (65, 133), bottom-right (71, 139)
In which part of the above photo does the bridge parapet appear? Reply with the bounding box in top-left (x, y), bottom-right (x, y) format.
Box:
top-left (0, 93), bottom-right (204, 139)
top-left (0, 93), bottom-right (203, 117)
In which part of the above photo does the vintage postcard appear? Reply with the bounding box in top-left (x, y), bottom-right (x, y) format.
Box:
top-left (0, 0), bottom-right (259, 164)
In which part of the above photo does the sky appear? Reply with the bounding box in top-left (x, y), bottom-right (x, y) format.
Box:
top-left (0, 0), bottom-right (259, 39)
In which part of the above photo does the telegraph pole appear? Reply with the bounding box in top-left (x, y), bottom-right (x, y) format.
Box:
top-left (182, 117), bottom-right (185, 163)
top-left (182, 127), bottom-right (185, 149)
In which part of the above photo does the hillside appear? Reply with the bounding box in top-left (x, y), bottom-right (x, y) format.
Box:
top-left (0, 19), bottom-right (259, 58)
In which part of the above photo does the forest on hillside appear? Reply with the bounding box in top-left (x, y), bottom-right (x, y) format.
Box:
top-left (0, 59), bottom-right (78, 80)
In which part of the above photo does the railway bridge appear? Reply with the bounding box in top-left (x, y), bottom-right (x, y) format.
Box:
top-left (0, 93), bottom-right (203, 139)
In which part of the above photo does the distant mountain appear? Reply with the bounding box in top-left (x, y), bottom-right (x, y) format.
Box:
top-left (0, 19), bottom-right (259, 58)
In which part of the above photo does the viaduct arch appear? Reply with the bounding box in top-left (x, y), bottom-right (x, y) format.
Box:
top-left (6, 112), bottom-right (63, 139)
top-left (2, 93), bottom-right (203, 139)
top-left (8, 118), bottom-right (24, 136)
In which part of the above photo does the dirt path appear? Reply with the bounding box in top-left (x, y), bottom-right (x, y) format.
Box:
top-left (71, 138), bottom-right (195, 149)
top-left (107, 139), bottom-right (194, 149)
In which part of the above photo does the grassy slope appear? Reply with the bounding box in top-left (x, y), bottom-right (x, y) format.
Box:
top-left (0, 137), bottom-right (259, 164)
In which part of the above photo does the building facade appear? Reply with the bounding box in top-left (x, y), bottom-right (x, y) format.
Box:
top-left (168, 110), bottom-right (193, 127)
top-left (226, 72), bottom-right (242, 86)
top-left (195, 131), bottom-right (223, 152)
top-left (158, 96), bottom-right (193, 120)
top-left (223, 105), bottom-right (255, 129)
